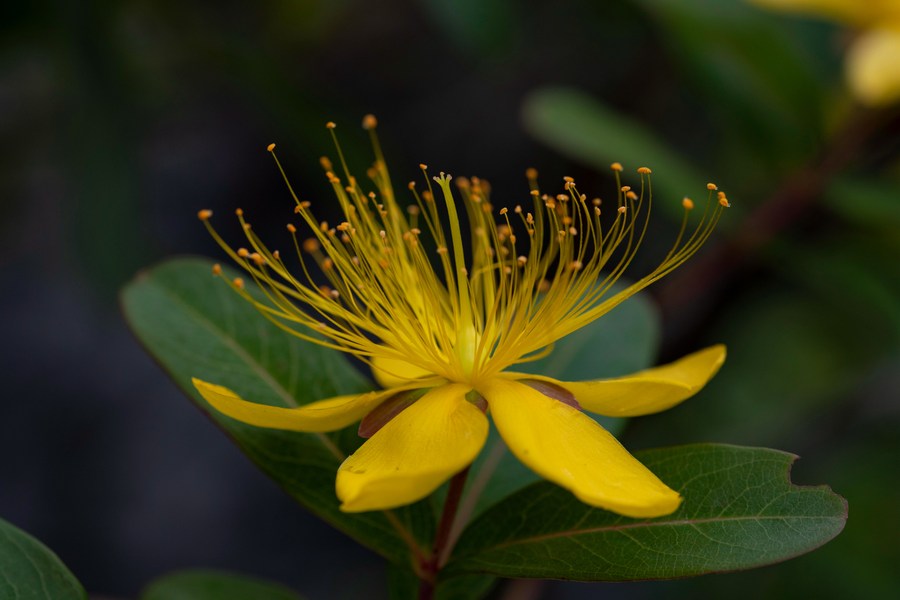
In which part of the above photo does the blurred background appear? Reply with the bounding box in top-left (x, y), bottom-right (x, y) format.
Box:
top-left (1, 0), bottom-right (898, 598)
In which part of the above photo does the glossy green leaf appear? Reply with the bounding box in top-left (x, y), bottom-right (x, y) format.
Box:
top-left (141, 569), bottom-right (302, 600)
top-left (445, 444), bottom-right (846, 581)
top-left (121, 258), bottom-right (434, 568)
top-left (522, 87), bottom-right (708, 214)
top-left (0, 518), bottom-right (86, 600)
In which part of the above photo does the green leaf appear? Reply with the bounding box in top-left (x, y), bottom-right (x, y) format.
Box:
top-left (0, 518), bottom-right (86, 600)
top-left (388, 564), bottom-right (496, 600)
top-left (121, 258), bottom-right (434, 568)
top-left (445, 444), bottom-right (846, 581)
top-left (141, 569), bottom-right (302, 600)
top-left (522, 87), bottom-right (708, 214)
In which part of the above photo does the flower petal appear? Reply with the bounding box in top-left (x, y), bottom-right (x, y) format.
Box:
top-left (371, 354), bottom-right (435, 388)
top-left (480, 378), bottom-right (681, 518)
top-left (847, 27), bottom-right (900, 106)
top-left (336, 383), bottom-right (487, 512)
top-left (192, 377), bottom-right (403, 433)
top-left (512, 345), bottom-right (726, 417)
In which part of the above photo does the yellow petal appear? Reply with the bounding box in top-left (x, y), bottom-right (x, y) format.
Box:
top-left (336, 383), bottom-right (487, 512)
top-left (480, 378), bottom-right (681, 518)
top-left (192, 377), bottom-right (404, 433)
top-left (371, 354), bottom-right (435, 388)
top-left (510, 345), bottom-right (726, 417)
top-left (847, 26), bottom-right (900, 106)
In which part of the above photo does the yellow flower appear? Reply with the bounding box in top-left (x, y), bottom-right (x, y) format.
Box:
top-left (750, 0), bottom-right (900, 106)
top-left (192, 118), bottom-right (729, 518)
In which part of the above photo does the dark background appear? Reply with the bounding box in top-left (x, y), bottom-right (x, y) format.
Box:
top-left (2, 1), bottom-right (898, 598)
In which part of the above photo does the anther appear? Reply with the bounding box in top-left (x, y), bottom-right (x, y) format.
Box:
top-left (525, 168), bottom-right (538, 179)
top-left (237, 248), bottom-right (250, 258)
top-left (620, 186), bottom-right (631, 193)
top-left (250, 253), bottom-right (265, 266)
top-left (626, 191), bottom-right (638, 200)
top-left (611, 162), bottom-right (623, 172)
top-left (637, 166), bottom-right (652, 174)
top-left (286, 224), bottom-right (297, 233)
top-left (322, 258), bottom-right (334, 270)
top-left (500, 207), bottom-right (508, 215)
top-left (211, 264), bottom-right (222, 276)
top-left (362, 114), bottom-right (377, 129)
top-left (303, 238), bottom-right (320, 253)
top-left (408, 181), bottom-right (416, 190)
top-left (235, 208), bottom-right (244, 216)
top-left (326, 122), bottom-right (336, 129)
top-left (618, 206), bottom-right (627, 214)
top-left (514, 205), bottom-right (522, 213)
top-left (419, 163), bottom-right (428, 171)
top-left (197, 209), bottom-right (213, 221)
top-left (707, 182), bottom-right (717, 190)
top-left (266, 143), bottom-right (276, 152)
top-left (272, 250), bottom-right (280, 260)
top-left (233, 277), bottom-right (244, 289)
top-left (320, 157), bottom-right (333, 170)
top-left (563, 176), bottom-right (574, 183)
top-left (682, 197), bottom-right (694, 210)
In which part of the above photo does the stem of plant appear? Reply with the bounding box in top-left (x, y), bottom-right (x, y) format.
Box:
top-left (418, 466), bottom-right (471, 600)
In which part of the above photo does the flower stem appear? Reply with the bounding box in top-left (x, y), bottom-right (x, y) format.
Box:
top-left (418, 467), bottom-right (471, 600)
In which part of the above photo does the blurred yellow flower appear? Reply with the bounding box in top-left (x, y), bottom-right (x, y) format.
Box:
top-left (750, 0), bottom-right (900, 106)
top-left (193, 118), bottom-right (728, 518)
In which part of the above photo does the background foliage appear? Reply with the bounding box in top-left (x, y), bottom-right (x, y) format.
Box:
top-left (1, 0), bottom-right (896, 598)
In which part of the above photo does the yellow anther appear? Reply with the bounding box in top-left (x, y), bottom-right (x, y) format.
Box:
top-left (237, 248), bottom-right (250, 258)
top-left (525, 167), bottom-right (538, 179)
top-left (362, 114), bottom-right (377, 129)
top-left (707, 182), bottom-right (717, 190)
top-left (272, 250), bottom-right (280, 260)
top-left (611, 162), bottom-right (623, 172)
top-left (500, 207), bottom-right (508, 215)
top-left (682, 197), bottom-right (695, 210)
top-left (620, 186), bottom-right (631, 193)
top-left (530, 190), bottom-right (540, 197)
top-left (563, 176), bottom-right (574, 183)
top-left (718, 196), bottom-right (731, 208)
top-left (197, 209), bottom-right (213, 221)
top-left (286, 223), bottom-right (297, 233)
top-left (594, 207), bottom-right (601, 216)
top-left (322, 258), bottom-right (334, 270)
top-left (211, 264), bottom-right (222, 276)
top-left (569, 227), bottom-right (577, 236)
top-left (436, 247), bottom-right (448, 254)
top-left (568, 260), bottom-right (583, 271)
top-left (319, 221), bottom-right (329, 232)
top-left (233, 277), bottom-right (244, 289)
top-left (326, 121), bottom-right (336, 129)
top-left (637, 166), bottom-right (652, 174)
top-left (514, 205), bottom-right (523, 213)
top-left (250, 253), bottom-right (265, 266)
top-left (303, 238), bottom-right (320, 253)
top-left (408, 181), bottom-right (416, 190)
top-left (266, 143), bottom-right (276, 152)
top-left (419, 163), bottom-right (428, 171)
top-left (243, 223), bottom-right (252, 231)
top-left (320, 156), bottom-right (333, 170)
top-left (618, 206), bottom-right (627, 214)
top-left (592, 198), bottom-right (601, 206)
top-left (537, 279), bottom-right (551, 293)
top-left (235, 208), bottom-right (244, 216)
top-left (517, 255), bottom-right (527, 265)
top-left (407, 205), bottom-right (420, 215)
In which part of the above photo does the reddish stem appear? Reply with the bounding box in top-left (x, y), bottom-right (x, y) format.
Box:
top-left (418, 467), bottom-right (471, 600)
